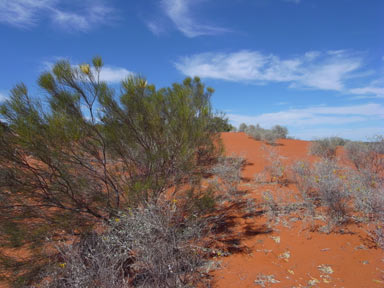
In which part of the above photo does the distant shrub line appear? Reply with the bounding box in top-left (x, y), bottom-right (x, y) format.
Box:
top-left (238, 123), bottom-right (288, 144)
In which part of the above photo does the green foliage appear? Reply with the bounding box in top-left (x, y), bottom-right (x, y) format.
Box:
top-left (0, 57), bottom-right (222, 286)
top-left (209, 114), bottom-right (234, 132)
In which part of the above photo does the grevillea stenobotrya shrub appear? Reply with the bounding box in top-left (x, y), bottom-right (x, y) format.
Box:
top-left (0, 57), bottom-right (224, 286)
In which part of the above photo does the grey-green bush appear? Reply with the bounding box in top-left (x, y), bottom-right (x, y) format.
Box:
top-left (309, 138), bottom-right (339, 159)
top-left (241, 123), bottom-right (288, 144)
top-left (41, 203), bottom-right (209, 288)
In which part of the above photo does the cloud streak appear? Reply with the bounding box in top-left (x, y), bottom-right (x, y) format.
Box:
top-left (0, 0), bottom-right (115, 31)
top-left (160, 0), bottom-right (229, 37)
top-left (349, 86), bottom-right (384, 99)
top-left (175, 50), bottom-right (363, 91)
top-left (43, 60), bottom-right (133, 83)
top-left (227, 103), bottom-right (384, 128)
top-left (0, 91), bottom-right (8, 102)
top-left (98, 66), bottom-right (133, 83)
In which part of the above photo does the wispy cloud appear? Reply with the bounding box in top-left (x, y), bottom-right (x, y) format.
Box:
top-left (146, 20), bottom-right (166, 36)
top-left (43, 60), bottom-right (133, 83)
top-left (0, 0), bottom-right (115, 31)
top-left (283, 0), bottom-right (301, 3)
top-left (175, 50), bottom-right (363, 91)
top-left (293, 126), bottom-right (384, 141)
top-left (0, 91), bottom-right (8, 102)
top-left (228, 103), bottom-right (384, 140)
top-left (349, 83), bottom-right (384, 99)
top-left (98, 66), bottom-right (133, 83)
top-left (0, 0), bottom-right (52, 27)
top-left (159, 0), bottom-right (229, 37)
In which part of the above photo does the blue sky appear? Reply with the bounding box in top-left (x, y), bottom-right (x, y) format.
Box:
top-left (0, 0), bottom-right (383, 140)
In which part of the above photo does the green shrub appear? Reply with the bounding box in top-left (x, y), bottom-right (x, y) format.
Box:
top-left (0, 57), bottom-right (222, 286)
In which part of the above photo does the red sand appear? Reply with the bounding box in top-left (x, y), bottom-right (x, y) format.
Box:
top-left (211, 132), bottom-right (384, 288)
top-left (1, 132), bottom-right (383, 288)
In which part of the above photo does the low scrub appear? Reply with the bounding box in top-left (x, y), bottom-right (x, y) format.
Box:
top-left (239, 123), bottom-right (288, 144)
top-left (345, 137), bottom-right (384, 174)
top-left (309, 137), bottom-right (346, 159)
top-left (313, 159), bottom-right (350, 225)
top-left (291, 159), bottom-right (350, 226)
top-left (41, 203), bottom-right (209, 288)
top-left (291, 160), bottom-right (316, 215)
top-left (258, 145), bottom-right (288, 185)
top-left (210, 155), bottom-right (245, 198)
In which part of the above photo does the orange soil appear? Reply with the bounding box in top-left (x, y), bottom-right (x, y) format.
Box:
top-left (1, 132), bottom-right (383, 288)
top-left (211, 132), bottom-right (384, 288)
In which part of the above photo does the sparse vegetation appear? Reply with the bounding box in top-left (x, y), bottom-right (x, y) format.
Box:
top-left (312, 159), bottom-right (350, 225)
top-left (238, 123), bottom-right (288, 144)
top-left (254, 145), bottom-right (288, 185)
top-left (210, 155), bottom-right (245, 198)
top-left (309, 137), bottom-right (342, 159)
top-left (41, 203), bottom-right (209, 288)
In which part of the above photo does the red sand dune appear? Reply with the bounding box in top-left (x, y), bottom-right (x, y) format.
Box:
top-left (1, 132), bottom-right (382, 288)
top-left (211, 132), bottom-right (384, 288)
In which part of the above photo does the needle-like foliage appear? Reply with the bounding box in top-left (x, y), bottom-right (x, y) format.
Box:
top-left (0, 57), bottom-right (222, 286)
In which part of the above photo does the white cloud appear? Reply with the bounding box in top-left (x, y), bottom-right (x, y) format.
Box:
top-left (0, 0), bottom-right (53, 27)
top-left (146, 20), bottom-right (165, 36)
top-left (349, 86), bottom-right (384, 99)
top-left (98, 66), bottom-right (133, 83)
top-left (227, 103), bottom-right (384, 140)
top-left (160, 0), bottom-right (229, 37)
top-left (0, 91), bottom-right (8, 102)
top-left (294, 126), bottom-right (384, 141)
top-left (283, 0), bottom-right (301, 3)
top-left (42, 60), bottom-right (133, 83)
top-left (175, 50), bottom-right (363, 91)
top-left (0, 0), bottom-right (115, 31)
top-left (50, 3), bottom-right (114, 32)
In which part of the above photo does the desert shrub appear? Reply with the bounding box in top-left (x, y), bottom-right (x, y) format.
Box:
top-left (309, 138), bottom-right (339, 159)
top-left (344, 141), bottom-right (370, 170)
top-left (238, 123), bottom-right (247, 132)
top-left (366, 136), bottom-right (384, 175)
top-left (370, 135), bottom-right (384, 153)
top-left (245, 125), bottom-right (263, 141)
top-left (41, 203), bottom-right (209, 288)
top-left (242, 124), bottom-right (288, 144)
top-left (329, 136), bottom-right (348, 146)
top-left (263, 130), bottom-right (278, 145)
top-left (210, 156), bottom-right (244, 197)
top-left (262, 191), bottom-right (280, 221)
top-left (208, 113), bottom-right (234, 132)
top-left (291, 160), bottom-right (316, 215)
top-left (345, 136), bottom-right (384, 175)
top-left (347, 168), bottom-right (384, 219)
top-left (371, 223), bottom-right (384, 249)
top-left (259, 145), bottom-right (287, 184)
top-left (312, 159), bottom-right (350, 225)
top-left (291, 159), bottom-right (350, 225)
top-left (0, 58), bottom-right (222, 285)
top-left (271, 125), bottom-right (288, 139)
